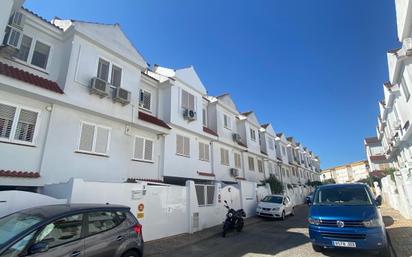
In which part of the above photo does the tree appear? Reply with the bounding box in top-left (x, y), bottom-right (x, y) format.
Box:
top-left (262, 175), bottom-right (284, 194)
top-left (322, 178), bottom-right (336, 185)
top-left (306, 180), bottom-right (322, 187)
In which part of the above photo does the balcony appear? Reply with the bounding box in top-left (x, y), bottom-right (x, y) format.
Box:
top-left (387, 40), bottom-right (412, 84)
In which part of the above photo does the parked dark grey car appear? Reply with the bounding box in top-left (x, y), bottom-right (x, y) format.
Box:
top-left (0, 204), bottom-right (143, 257)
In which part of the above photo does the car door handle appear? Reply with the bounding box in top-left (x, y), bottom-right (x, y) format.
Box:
top-left (116, 235), bottom-right (124, 241)
top-left (70, 251), bottom-right (81, 257)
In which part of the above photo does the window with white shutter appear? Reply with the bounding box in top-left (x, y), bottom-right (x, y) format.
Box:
top-left (268, 138), bottom-right (274, 150)
top-left (139, 89), bottom-right (152, 111)
top-left (199, 142), bottom-right (209, 162)
top-left (257, 159), bottom-right (264, 173)
top-left (0, 103), bottom-right (17, 140)
top-left (78, 122), bottom-right (111, 155)
top-left (0, 102), bottom-right (40, 145)
top-left (202, 108), bottom-right (207, 126)
top-left (220, 148), bottom-right (229, 166)
top-left (223, 114), bottom-right (231, 130)
top-left (234, 152), bottom-right (241, 169)
top-left (176, 134), bottom-right (190, 157)
top-left (181, 90), bottom-right (195, 110)
top-left (248, 156), bottom-right (255, 171)
top-left (133, 136), bottom-right (154, 162)
top-left (250, 129), bottom-right (256, 141)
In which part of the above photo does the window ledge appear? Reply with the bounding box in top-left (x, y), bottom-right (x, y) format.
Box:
top-left (131, 159), bottom-right (154, 164)
top-left (0, 139), bottom-right (36, 147)
top-left (199, 159), bottom-right (210, 162)
top-left (10, 57), bottom-right (49, 75)
top-left (75, 150), bottom-right (109, 158)
top-left (176, 153), bottom-right (190, 158)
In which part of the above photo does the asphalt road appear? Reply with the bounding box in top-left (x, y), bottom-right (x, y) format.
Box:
top-left (160, 205), bottom-right (388, 257)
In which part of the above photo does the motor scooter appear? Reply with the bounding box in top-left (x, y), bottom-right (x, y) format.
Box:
top-left (222, 200), bottom-right (246, 237)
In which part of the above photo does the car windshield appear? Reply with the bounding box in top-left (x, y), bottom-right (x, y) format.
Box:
top-left (261, 196), bottom-right (283, 204)
top-left (314, 186), bottom-right (373, 206)
top-left (0, 212), bottom-right (44, 245)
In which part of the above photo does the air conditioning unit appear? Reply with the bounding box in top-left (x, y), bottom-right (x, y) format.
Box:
top-left (183, 108), bottom-right (197, 121)
top-left (90, 77), bottom-right (109, 98)
top-left (403, 38), bottom-right (412, 55)
top-left (230, 168), bottom-right (239, 177)
top-left (232, 133), bottom-right (242, 143)
top-left (113, 87), bottom-right (131, 105)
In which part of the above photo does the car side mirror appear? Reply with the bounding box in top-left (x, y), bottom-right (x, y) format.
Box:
top-left (29, 242), bottom-right (49, 254)
top-left (375, 195), bottom-right (382, 206)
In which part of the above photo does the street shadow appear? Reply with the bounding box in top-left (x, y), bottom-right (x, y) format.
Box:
top-left (385, 226), bottom-right (412, 257)
top-left (149, 205), bottom-right (389, 257)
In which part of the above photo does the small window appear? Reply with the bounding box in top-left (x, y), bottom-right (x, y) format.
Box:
top-left (34, 214), bottom-right (83, 249)
top-left (248, 156), bottom-right (255, 171)
top-left (97, 58), bottom-right (110, 81)
top-left (234, 152), bottom-right (242, 169)
top-left (110, 65), bottom-right (122, 88)
top-left (202, 108), bottom-right (207, 126)
top-left (401, 77), bottom-right (411, 102)
top-left (268, 138), bottom-right (274, 150)
top-left (181, 90), bottom-right (195, 110)
top-left (176, 134), bottom-right (190, 157)
top-left (195, 184), bottom-right (215, 206)
top-left (223, 114), bottom-right (231, 130)
top-left (199, 142), bottom-right (210, 162)
top-left (250, 129), bottom-right (256, 141)
top-left (87, 211), bottom-right (119, 235)
top-left (133, 136), bottom-right (154, 162)
top-left (14, 34), bottom-right (32, 62)
top-left (31, 41), bottom-right (50, 69)
top-left (139, 89), bottom-right (152, 111)
top-left (0, 103), bottom-right (39, 144)
top-left (257, 159), bottom-right (264, 173)
top-left (78, 122), bottom-right (111, 155)
top-left (220, 148), bottom-right (229, 166)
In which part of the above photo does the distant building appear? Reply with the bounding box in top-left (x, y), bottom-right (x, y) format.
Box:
top-left (320, 160), bottom-right (370, 184)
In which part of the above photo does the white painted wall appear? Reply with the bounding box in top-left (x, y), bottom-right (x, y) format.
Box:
top-left (163, 128), bottom-right (213, 180)
top-left (40, 104), bottom-right (162, 184)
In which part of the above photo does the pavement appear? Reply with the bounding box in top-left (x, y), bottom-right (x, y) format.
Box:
top-left (381, 204), bottom-right (412, 257)
top-left (145, 204), bottom-right (395, 257)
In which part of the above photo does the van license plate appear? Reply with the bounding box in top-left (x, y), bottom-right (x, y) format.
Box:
top-left (332, 241), bottom-right (356, 248)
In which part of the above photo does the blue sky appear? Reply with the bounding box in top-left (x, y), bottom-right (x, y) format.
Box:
top-left (25, 0), bottom-right (399, 169)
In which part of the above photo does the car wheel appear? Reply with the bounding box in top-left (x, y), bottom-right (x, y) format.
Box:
top-left (291, 207), bottom-right (295, 216)
top-left (121, 250), bottom-right (140, 257)
top-left (281, 211), bottom-right (285, 220)
top-left (312, 244), bottom-right (323, 252)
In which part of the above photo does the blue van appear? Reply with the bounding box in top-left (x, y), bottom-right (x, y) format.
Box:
top-left (308, 183), bottom-right (389, 256)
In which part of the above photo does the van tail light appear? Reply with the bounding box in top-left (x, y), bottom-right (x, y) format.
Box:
top-left (133, 224), bottom-right (142, 235)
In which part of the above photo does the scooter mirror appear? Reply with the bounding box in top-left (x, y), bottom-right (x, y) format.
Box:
top-left (224, 200), bottom-right (228, 204)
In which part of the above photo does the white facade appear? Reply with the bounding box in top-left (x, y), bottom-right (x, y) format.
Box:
top-left (321, 161), bottom-right (370, 184)
top-left (0, 0), bottom-right (321, 198)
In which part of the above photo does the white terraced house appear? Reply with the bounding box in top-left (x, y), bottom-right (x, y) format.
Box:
top-left (365, 0), bottom-right (412, 218)
top-left (0, 0), bottom-right (321, 196)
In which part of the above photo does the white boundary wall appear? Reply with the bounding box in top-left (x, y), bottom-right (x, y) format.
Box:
top-left (43, 178), bottom-right (272, 241)
top-left (381, 171), bottom-right (412, 219)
